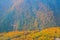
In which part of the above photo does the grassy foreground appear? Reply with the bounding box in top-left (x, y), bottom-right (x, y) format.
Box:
top-left (0, 27), bottom-right (60, 40)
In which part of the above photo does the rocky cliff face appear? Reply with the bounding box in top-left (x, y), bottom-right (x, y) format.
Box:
top-left (0, 0), bottom-right (60, 32)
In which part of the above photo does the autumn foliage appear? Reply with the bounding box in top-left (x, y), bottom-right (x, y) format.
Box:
top-left (0, 27), bottom-right (60, 40)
